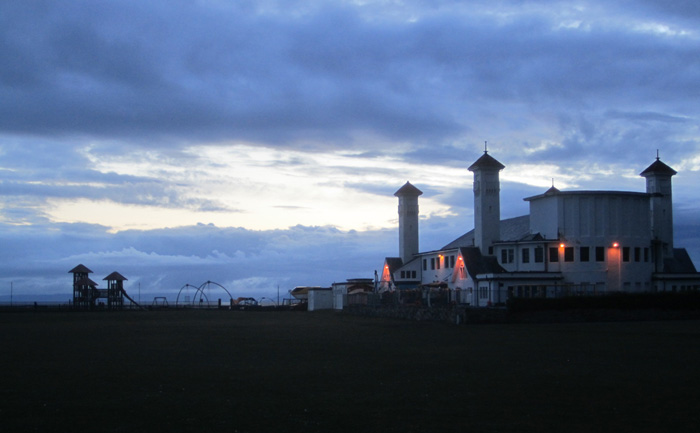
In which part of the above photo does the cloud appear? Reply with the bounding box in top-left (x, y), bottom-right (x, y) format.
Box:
top-left (3, 0), bottom-right (698, 148)
top-left (1, 0), bottom-right (699, 299)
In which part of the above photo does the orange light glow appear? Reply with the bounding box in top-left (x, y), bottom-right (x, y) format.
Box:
top-left (612, 242), bottom-right (619, 248)
top-left (559, 243), bottom-right (565, 248)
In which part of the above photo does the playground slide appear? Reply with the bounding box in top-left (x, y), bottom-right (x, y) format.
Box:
top-left (120, 288), bottom-right (144, 309)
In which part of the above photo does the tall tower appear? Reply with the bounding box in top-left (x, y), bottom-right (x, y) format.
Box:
top-left (468, 149), bottom-right (505, 255)
top-left (394, 182), bottom-right (423, 264)
top-left (69, 264), bottom-right (96, 309)
top-left (640, 155), bottom-right (677, 269)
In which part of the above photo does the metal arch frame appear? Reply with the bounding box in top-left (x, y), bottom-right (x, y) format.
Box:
top-left (192, 280), bottom-right (233, 306)
top-left (259, 297), bottom-right (278, 307)
top-left (175, 284), bottom-right (199, 306)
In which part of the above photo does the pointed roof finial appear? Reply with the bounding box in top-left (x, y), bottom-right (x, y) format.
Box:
top-left (484, 141), bottom-right (488, 154)
top-left (552, 178), bottom-right (555, 187)
top-left (656, 149), bottom-right (660, 160)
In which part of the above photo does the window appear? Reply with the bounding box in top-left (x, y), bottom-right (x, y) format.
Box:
top-left (412, 271), bottom-right (417, 279)
top-left (479, 287), bottom-right (488, 298)
top-left (450, 255), bottom-right (455, 268)
top-left (501, 249), bottom-right (514, 264)
top-left (564, 247), bottom-right (574, 262)
top-left (400, 271), bottom-right (405, 278)
top-left (430, 258), bottom-right (435, 270)
top-left (522, 248), bottom-right (530, 264)
top-left (423, 259), bottom-right (427, 271)
top-left (549, 247), bottom-right (559, 262)
top-left (595, 246), bottom-right (605, 262)
top-left (644, 248), bottom-right (649, 262)
top-left (437, 257), bottom-right (441, 269)
top-left (535, 247), bottom-right (544, 263)
top-left (623, 247), bottom-right (630, 262)
top-left (634, 247), bottom-right (641, 262)
top-left (580, 247), bottom-right (590, 262)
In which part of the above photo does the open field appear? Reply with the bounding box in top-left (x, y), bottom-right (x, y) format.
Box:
top-left (1, 311), bottom-right (699, 433)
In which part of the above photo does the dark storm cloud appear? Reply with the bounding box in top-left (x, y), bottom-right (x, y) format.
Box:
top-left (2, 0), bottom-right (698, 149)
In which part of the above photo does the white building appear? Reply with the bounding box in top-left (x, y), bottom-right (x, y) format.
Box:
top-left (381, 151), bottom-right (700, 306)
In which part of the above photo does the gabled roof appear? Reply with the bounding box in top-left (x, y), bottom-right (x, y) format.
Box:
top-left (459, 247), bottom-right (506, 279)
top-left (468, 152), bottom-right (505, 172)
top-left (69, 264), bottom-right (93, 274)
top-left (103, 272), bottom-right (128, 281)
top-left (640, 158), bottom-right (677, 177)
top-left (663, 249), bottom-right (698, 274)
top-left (74, 277), bottom-right (98, 287)
top-left (384, 257), bottom-right (404, 274)
top-left (394, 181), bottom-right (423, 197)
top-left (441, 215), bottom-right (531, 249)
top-left (544, 186), bottom-right (560, 195)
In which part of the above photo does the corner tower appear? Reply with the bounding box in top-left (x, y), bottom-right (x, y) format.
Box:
top-left (394, 181), bottom-right (423, 264)
top-left (468, 149), bottom-right (505, 255)
top-left (640, 155), bottom-right (677, 266)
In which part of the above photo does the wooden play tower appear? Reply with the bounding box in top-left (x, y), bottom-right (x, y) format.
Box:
top-left (104, 271), bottom-right (128, 310)
top-left (70, 265), bottom-right (135, 310)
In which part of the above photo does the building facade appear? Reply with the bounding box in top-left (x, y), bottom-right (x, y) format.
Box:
top-left (381, 151), bottom-right (700, 306)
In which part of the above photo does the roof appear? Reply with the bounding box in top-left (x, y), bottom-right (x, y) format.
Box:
top-left (640, 158), bottom-right (677, 177)
top-left (384, 257), bottom-right (404, 274)
top-left (460, 247), bottom-right (506, 279)
top-left (103, 271), bottom-right (128, 281)
top-left (524, 190), bottom-right (649, 202)
top-left (663, 249), bottom-right (698, 274)
top-left (441, 215), bottom-right (531, 249)
top-left (544, 186), bottom-right (560, 195)
top-left (394, 181), bottom-right (423, 197)
top-left (468, 152), bottom-right (505, 172)
top-left (74, 277), bottom-right (98, 287)
top-left (69, 264), bottom-right (93, 274)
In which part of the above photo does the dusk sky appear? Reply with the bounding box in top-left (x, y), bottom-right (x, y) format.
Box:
top-left (1, 0), bottom-right (699, 303)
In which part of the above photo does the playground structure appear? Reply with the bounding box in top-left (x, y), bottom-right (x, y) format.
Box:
top-left (175, 281), bottom-right (234, 308)
top-left (70, 264), bottom-right (141, 310)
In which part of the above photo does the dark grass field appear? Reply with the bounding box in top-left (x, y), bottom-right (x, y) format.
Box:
top-left (1, 310), bottom-right (699, 433)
